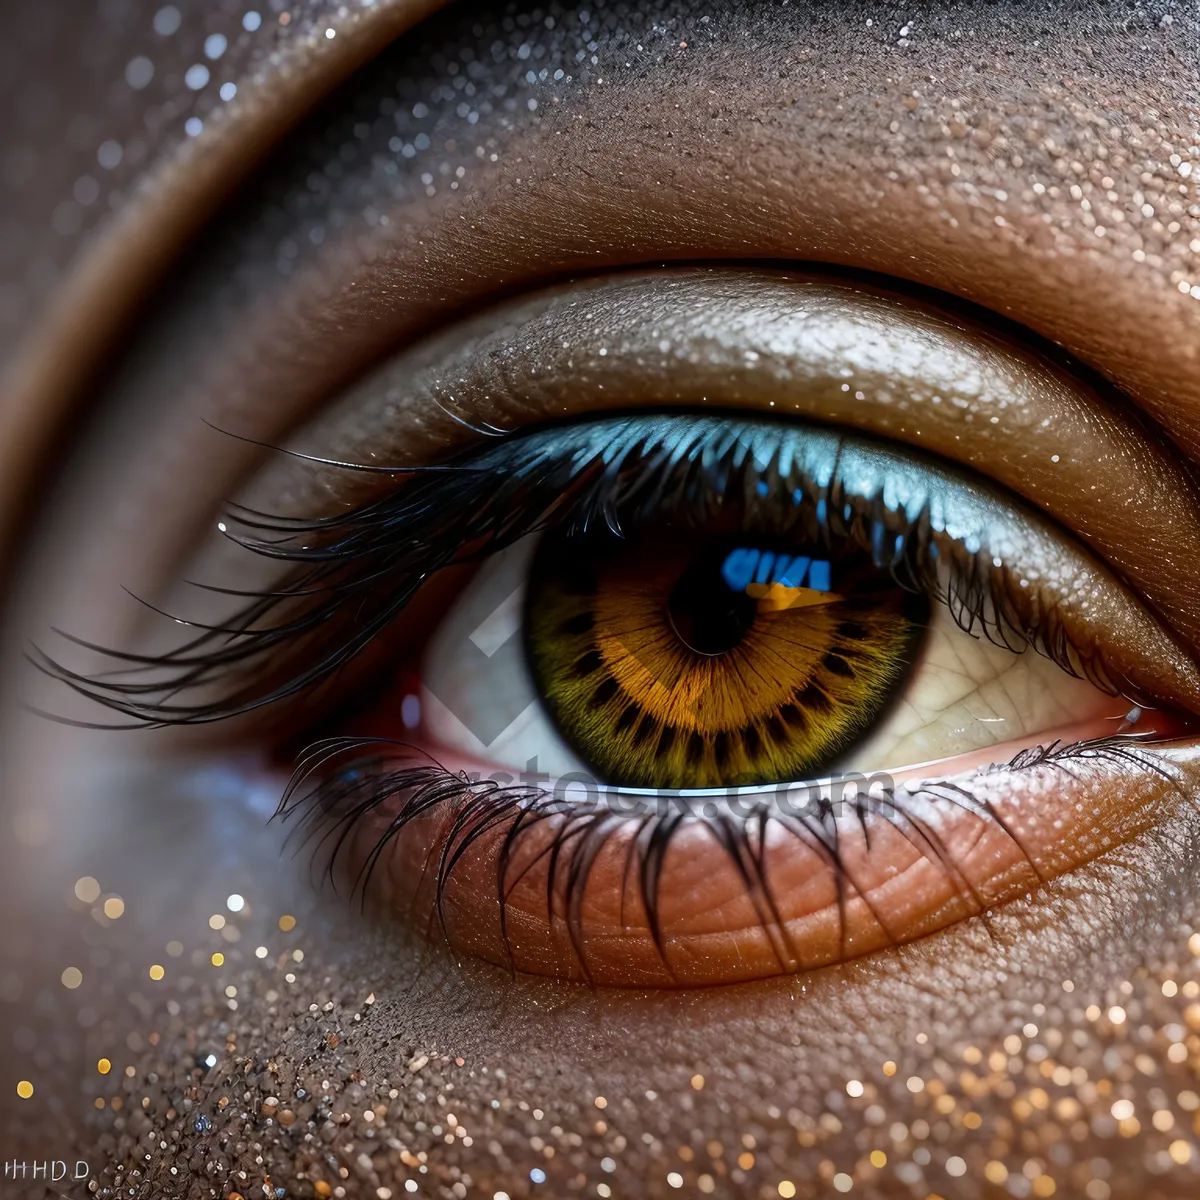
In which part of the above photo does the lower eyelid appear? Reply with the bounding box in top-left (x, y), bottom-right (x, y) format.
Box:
top-left (315, 735), bottom-right (1193, 988)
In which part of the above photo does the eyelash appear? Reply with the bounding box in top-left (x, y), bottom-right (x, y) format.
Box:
top-left (35, 411), bottom-right (1130, 729)
top-left (278, 733), bottom-right (1172, 979)
top-left (33, 410), bottom-right (1174, 973)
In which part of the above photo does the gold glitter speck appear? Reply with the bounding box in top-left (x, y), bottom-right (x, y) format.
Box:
top-left (16, 1081), bottom-right (33, 1099)
top-left (279, 914), bottom-right (296, 931)
top-left (103, 897), bottom-right (124, 919)
top-left (149, 965), bottom-right (165, 981)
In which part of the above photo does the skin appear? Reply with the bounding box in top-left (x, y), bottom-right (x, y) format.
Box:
top-left (5, 2), bottom-right (1200, 1198)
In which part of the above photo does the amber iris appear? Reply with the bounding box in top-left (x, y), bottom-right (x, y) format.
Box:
top-left (525, 527), bottom-right (928, 788)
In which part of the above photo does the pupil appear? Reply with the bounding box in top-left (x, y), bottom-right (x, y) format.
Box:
top-left (666, 550), bottom-right (759, 656)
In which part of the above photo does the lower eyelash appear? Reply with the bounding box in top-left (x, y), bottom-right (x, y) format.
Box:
top-left (276, 734), bottom-right (1175, 981)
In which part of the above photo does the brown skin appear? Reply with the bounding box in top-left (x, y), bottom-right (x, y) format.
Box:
top-left (5, 2), bottom-right (1200, 1198)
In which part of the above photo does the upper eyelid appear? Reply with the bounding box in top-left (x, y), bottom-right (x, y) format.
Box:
top-left (40, 410), bottom-right (1200, 738)
top-left (125, 14), bottom-right (1200, 449)
top-left (240, 269), bottom-right (1200, 657)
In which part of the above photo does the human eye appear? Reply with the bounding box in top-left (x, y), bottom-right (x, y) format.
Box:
top-left (41, 269), bottom-right (1200, 989)
top-left (8, 1), bottom-right (1200, 1196)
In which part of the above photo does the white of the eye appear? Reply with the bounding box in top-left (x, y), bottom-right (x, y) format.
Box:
top-left (839, 609), bottom-right (1112, 771)
top-left (420, 536), bottom-right (587, 779)
top-left (421, 539), bottom-right (1120, 785)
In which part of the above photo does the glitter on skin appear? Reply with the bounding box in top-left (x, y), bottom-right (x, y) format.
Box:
top-left (37, 774), bottom-right (1200, 1195)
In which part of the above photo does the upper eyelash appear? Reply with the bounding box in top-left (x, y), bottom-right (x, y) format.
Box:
top-left (277, 734), bottom-right (1177, 982)
top-left (32, 412), bottom-right (1130, 728)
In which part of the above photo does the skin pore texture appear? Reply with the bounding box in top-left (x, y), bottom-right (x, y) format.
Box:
top-left (7, 2), bottom-right (1200, 1199)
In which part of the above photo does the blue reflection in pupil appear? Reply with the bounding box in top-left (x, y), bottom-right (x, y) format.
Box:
top-left (720, 548), bottom-right (833, 595)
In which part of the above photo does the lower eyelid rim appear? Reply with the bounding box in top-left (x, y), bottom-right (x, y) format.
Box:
top-left (276, 732), bottom-right (1185, 987)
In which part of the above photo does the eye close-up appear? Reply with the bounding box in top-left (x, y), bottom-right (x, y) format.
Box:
top-left (6, 4), bottom-right (1200, 1199)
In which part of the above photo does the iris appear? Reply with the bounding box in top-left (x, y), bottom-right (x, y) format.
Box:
top-left (525, 525), bottom-right (927, 788)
